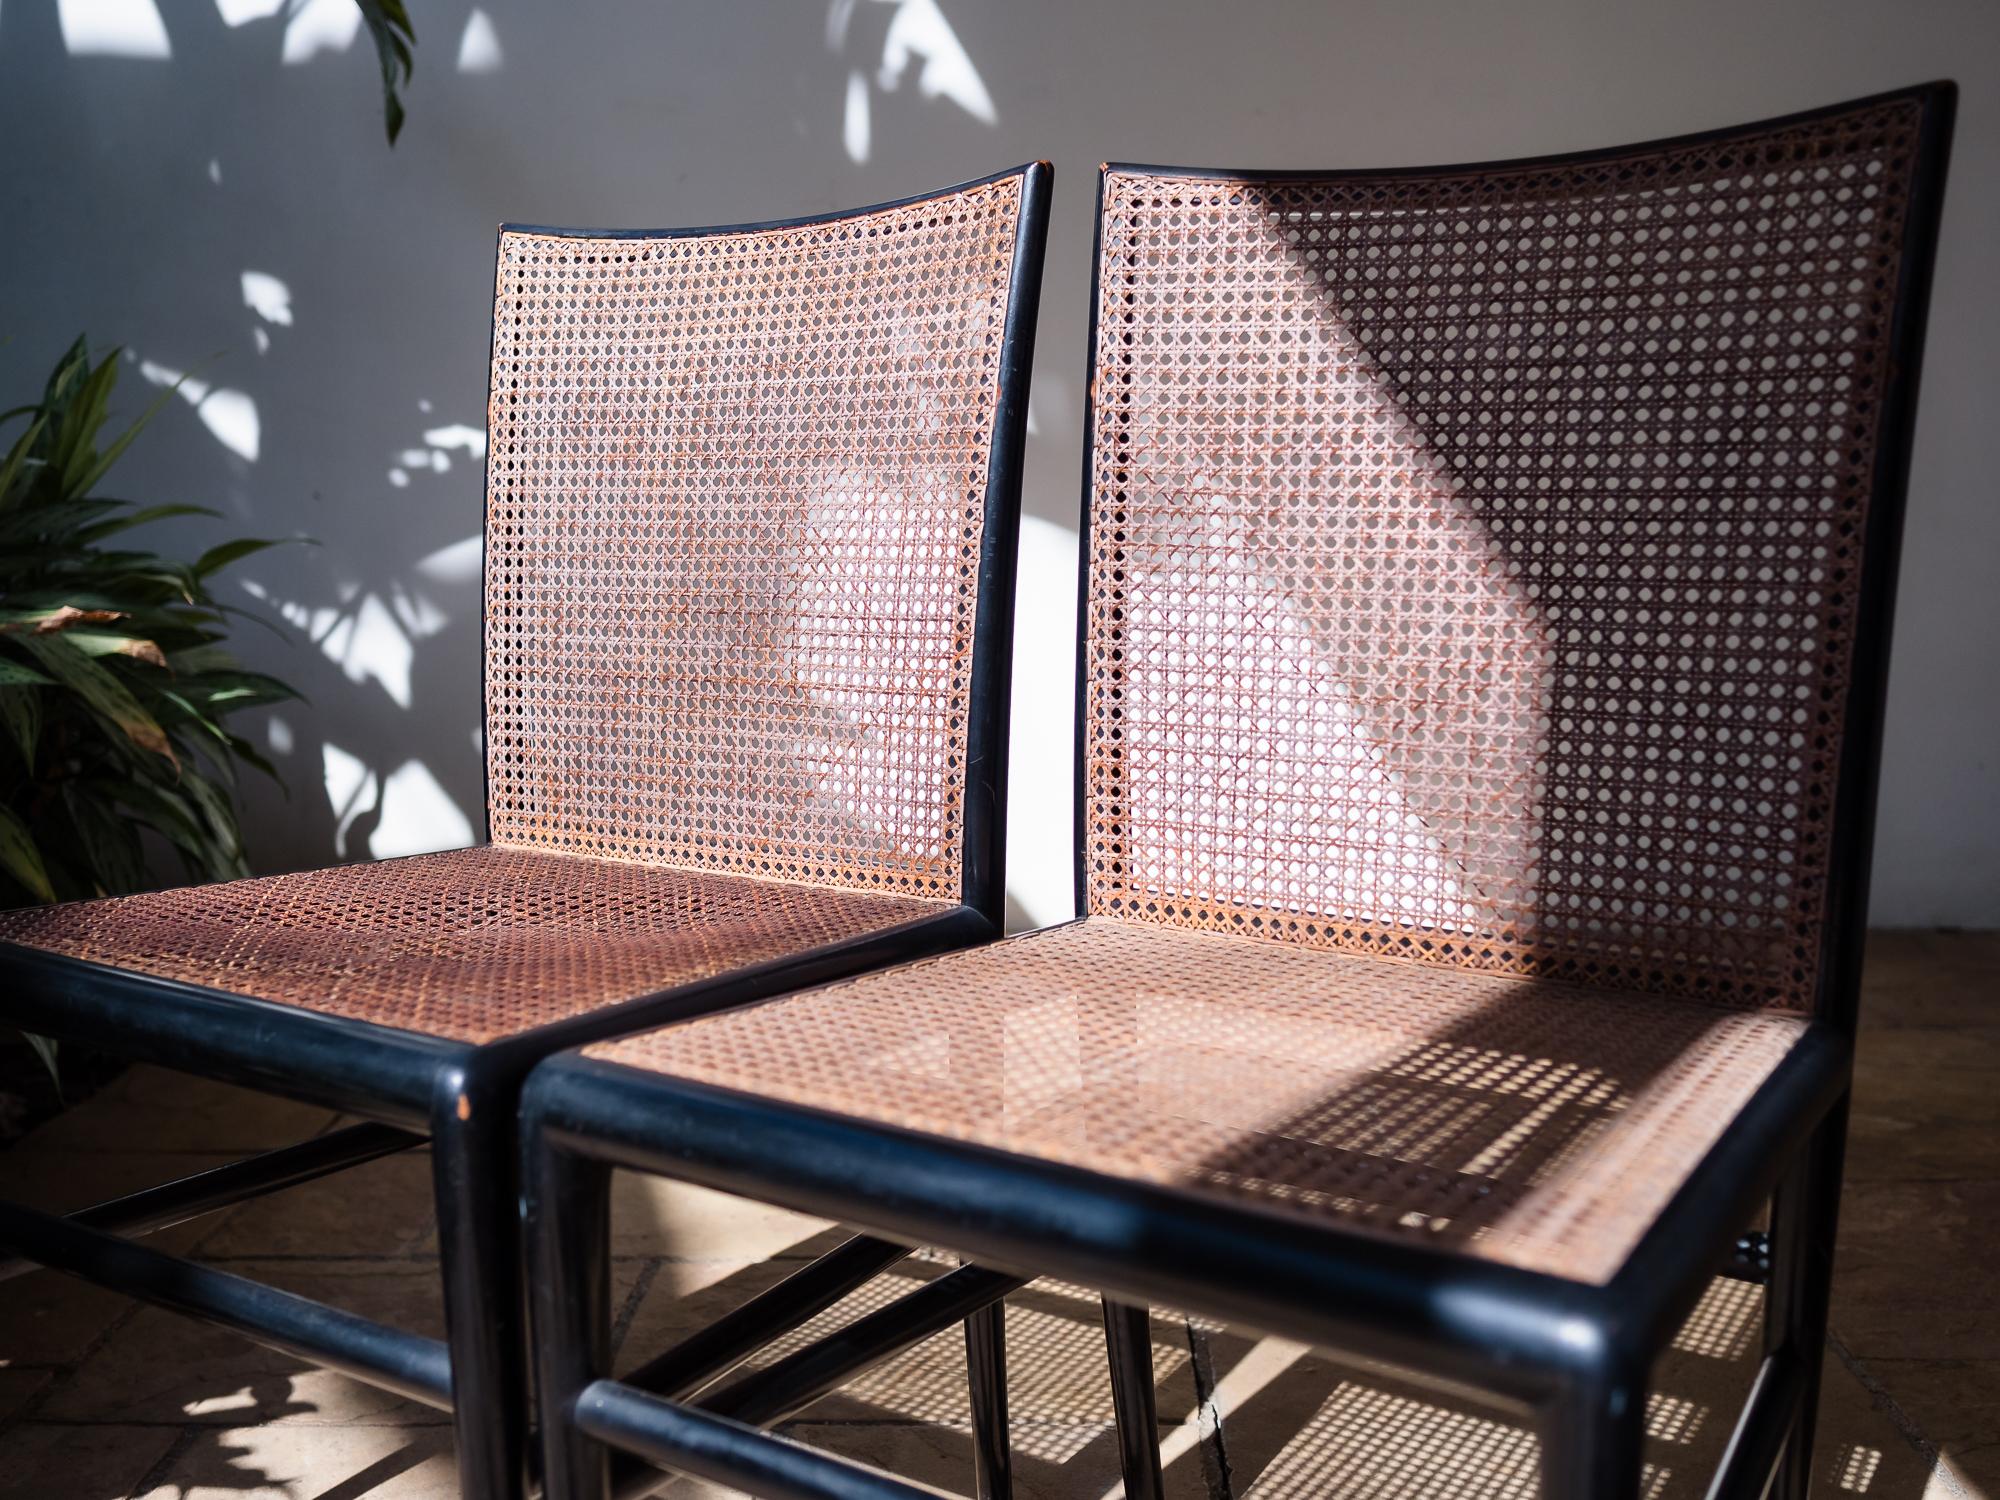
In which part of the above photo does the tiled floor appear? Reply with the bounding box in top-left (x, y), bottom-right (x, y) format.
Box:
top-left (0, 931), bottom-right (1992, 1498)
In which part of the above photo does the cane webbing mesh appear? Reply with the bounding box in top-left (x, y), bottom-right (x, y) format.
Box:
top-left (0, 848), bottom-right (944, 1045)
top-left (592, 916), bottom-right (1804, 1283)
top-left (1084, 100), bottom-right (1924, 1011)
top-left (485, 175), bottom-right (1024, 900)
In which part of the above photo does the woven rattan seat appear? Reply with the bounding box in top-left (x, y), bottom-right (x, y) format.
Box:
top-left (588, 915), bottom-right (1803, 1284)
top-left (0, 847), bottom-right (946, 1045)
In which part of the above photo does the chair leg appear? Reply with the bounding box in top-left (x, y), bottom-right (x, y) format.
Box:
top-left (526, 1121), bottom-right (615, 1500)
top-left (1766, 1097), bottom-right (1850, 1500)
top-left (964, 1301), bottom-right (1013, 1499)
top-left (430, 1068), bottom-right (532, 1500)
top-left (1538, 1363), bottom-right (1647, 1500)
top-left (1101, 1297), bottom-right (1165, 1500)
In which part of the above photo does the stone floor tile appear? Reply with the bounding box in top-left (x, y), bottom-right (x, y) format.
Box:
top-left (1832, 1179), bottom-right (2000, 1360)
top-left (611, 1170), bottom-right (832, 1263)
top-left (1845, 1024), bottom-right (2000, 1183)
top-left (130, 1422), bottom-right (458, 1499)
top-left (0, 1368), bottom-right (50, 1428)
top-left (1834, 1356), bottom-right (2000, 1494)
top-left (0, 1421), bottom-right (181, 1500)
top-left (195, 1146), bottom-right (438, 1259)
top-left (22, 1066), bottom-right (339, 1155)
top-left (1812, 1351), bottom-right (1977, 1498)
top-left (3, 1269), bottom-right (160, 1372)
top-left (1857, 932), bottom-right (2000, 1034)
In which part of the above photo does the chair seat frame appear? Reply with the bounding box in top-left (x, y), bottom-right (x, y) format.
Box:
top-left (0, 159), bottom-right (1053, 1500)
top-left (521, 84), bottom-right (1953, 1500)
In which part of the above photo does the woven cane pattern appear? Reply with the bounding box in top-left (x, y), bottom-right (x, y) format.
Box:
top-left (0, 848), bottom-right (944, 1044)
top-left (1085, 100), bottom-right (1922, 1010)
top-left (485, 177), bottom-right (1023, 899)
top-left (593, 916), bottom-right (1804, 1283)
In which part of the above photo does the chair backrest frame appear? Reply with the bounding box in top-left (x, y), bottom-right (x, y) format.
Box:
top-left (1072, 87), bottom-right (1955, 1025)
top-left (478, 163), bottom-right (1052, 931)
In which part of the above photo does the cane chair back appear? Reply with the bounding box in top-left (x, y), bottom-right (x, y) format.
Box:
top-left (1080, 95), bottom-right (1937, 1013)
top-left (487, 168), bottom-right (1037, 908)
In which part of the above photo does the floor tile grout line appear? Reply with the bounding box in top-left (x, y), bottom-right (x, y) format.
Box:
top-left (125, 1422), bottom-right (207, 1500)
top-left (611, 1254), bottom-right (665, 1360)
top-left (1827, 1328), bottom-right (1973, 1499)
top-left (6, 1277), bottom-right (157, 1436)
top-left (1184, 1315), bottom-right (1235, 1500)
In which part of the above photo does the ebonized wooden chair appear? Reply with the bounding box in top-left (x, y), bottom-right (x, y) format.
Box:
top-left (0, 161), bottom-right (1051, 1500)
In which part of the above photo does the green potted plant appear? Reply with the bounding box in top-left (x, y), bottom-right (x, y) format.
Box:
top-left (0, 338), bottom-right (305, 1080)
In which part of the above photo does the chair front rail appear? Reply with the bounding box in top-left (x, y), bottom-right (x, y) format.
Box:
top-left (0, 1198), bottom-right (454, 1410)
top-left (530, 1056), bottom-right (1640, 1407)
top-left (0, 942), bottom-right (460, 1128)
top-left (583, 1382), bottom-right (951, 1500)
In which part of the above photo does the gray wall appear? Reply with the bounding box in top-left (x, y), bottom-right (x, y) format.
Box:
top-left (2, 0), bottom-right (1993, 928)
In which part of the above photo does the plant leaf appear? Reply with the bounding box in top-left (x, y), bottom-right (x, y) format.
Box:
top-left (39, 337), bottom-right (89, 413)
top-left (7, 604), bottom-right (129, 635)
top-left (74, 502), bottom-right (221, 544)
top-left (58, 631), bottom-right (170, 670)
top-left (0, 683), bottom-right (40, 764)
top-left (0, 414), bottom-right (46, 512)
top-left (166, 643), bottom-right (238, 674)
top-left (0, 658), bottom-right (52, 687)
top-left (357, 0), bottom-right (417, 145)
top-left (52, 350), bottom-right (122, 497)
top-left (0, 805), bottom-right (56, 902)
top-left (67, 370), bottom-right (184, 505)
top-left (193, 537), bottom-right (284, 579)
top-left (178, 770), bottom-right (248, 878)
top-left (59, 781), bottom-right (148, 895)
top-left (15, 633), bottom-right (177, 768)
top-left (176, 669), bottom-right (300, 710)
top-left (225, 731), bottom-right (284, 786)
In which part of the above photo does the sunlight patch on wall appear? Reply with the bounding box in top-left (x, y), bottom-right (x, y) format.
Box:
top-left (372, 761), bottom-right (475, 858)
top-left (213, 0), bottom-right (284, 24)
top-left (136, 358), bottom-right (261, 463)
top-left (415, 535), bottom-right (483, 586)
top-left (878, 0), bottom-right (994, 123)
top-left (1004, 514), bottom-right (1077, 929)
top-left (389, 422), bottom-right (485, 489)
top-left (240, 270), bottom-right (293, 327)
top-left (243, 579), bottom-right (449, 711)
top-left (58, 0), bottom-right (171, 59)
top-left (280, 0), bottom-right (361, 64)
top-left (826, 0), bottom-right (997, 161)
top-left (456, 8), bottom-right (503, 73)
top-left (843, 71), bottom-right (871, 163)
top-left (323, 746), bottom-right (474, 859)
